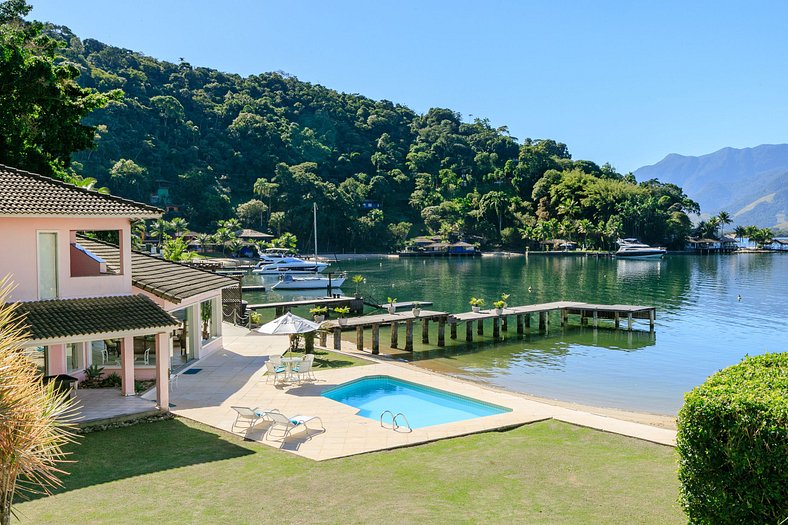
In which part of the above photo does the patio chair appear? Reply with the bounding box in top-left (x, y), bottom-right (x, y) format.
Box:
top-left (293, 354), bottom-right (316, 382)
top-left (264, 360), bottom-right (287, 383)
top-left (135, 348), bottom-right (150, 365)
top-left (230, 406), bottom-right (275, 432)
top-left (263, 411), bottom-right (324, 441)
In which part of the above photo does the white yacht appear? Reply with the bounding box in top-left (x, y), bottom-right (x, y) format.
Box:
top-left (251, 256), bottom-right (329, 275)
top-left (271, 273), bottom-right (345, 290)
top-left (615, 238), bottom-right (666, 259)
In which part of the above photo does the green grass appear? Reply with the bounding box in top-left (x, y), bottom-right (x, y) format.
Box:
top-left (284, 347), bottom-right (371, 369)
top-left (16, 418), bottom-right (683, 524)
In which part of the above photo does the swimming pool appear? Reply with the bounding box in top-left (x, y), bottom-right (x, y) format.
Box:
top-left (322, 376), bottom-right (511, 429)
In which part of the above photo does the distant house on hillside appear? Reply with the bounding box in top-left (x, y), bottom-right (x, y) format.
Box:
top-left (399, 236), bottom-right (480, 257)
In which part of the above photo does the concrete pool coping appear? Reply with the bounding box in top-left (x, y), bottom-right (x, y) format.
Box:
top-left (168, 325), bottom-right (677, 461)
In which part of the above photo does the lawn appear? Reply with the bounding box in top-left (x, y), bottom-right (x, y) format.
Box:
top-left (284, 347), bottom-right (371, 369)
top-left (16, 418), bottom-right (683, 524)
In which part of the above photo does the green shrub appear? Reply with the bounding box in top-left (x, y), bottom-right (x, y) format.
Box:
top-left (677, 353), bottom-right (788, 524)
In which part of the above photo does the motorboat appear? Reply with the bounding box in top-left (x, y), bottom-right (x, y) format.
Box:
top-left (614, 238), bottom-right (666, 259)
top-left (271, 273), bottom-right (346, 290)
top-left (252, 257), bottom-right (329, 275)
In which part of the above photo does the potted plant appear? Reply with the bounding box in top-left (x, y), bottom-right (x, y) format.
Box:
top-left (493, 293), bottom-right (510, 315)
top-left (469, 297), bottom-right (485, 313)
top-left (387, 297), bottom-right (397, 314)
top-left (310, 306), bottom-right (328, 323)
top-left (412, 301), bottom-right (422, 317)
top-left (334, 306), bottom-right (350, 326)
top-left (248, 311), bottom-right (262, 328)
top-left (351, 274), bottom-right (365, 298)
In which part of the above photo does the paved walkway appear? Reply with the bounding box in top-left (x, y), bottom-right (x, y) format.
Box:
top-left (167, 323), bottom-right (677, 460)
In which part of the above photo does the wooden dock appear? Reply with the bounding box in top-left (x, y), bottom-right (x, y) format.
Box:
top-left (247, 296), bottom-right (363, 316)
top-left (375, 301), bottom-right (434, 309)
top-left (320, 301), bottom-right (656, 355)
top-left (242, 285), bottom-right (266, 292)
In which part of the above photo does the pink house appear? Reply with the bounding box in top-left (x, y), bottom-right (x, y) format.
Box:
top-left (0, 164), bottom-right (238, 413)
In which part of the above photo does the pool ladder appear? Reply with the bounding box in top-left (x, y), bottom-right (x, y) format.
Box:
top-left (380, 410), bottom-right (412, 433)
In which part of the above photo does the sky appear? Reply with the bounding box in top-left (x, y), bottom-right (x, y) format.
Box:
top-left (26, 0), bottom-right (788, 172)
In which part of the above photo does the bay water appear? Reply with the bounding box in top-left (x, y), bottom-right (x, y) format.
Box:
top-left (244, 254), bottom-right (788, 415)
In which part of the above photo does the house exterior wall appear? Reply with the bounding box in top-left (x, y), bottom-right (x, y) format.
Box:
top-left (0, 216), bottom-right (132, 302)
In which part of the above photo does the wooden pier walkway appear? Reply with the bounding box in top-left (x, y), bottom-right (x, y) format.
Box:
top-left (242, 285), bottom-right (266, 292)
top-left (320, 301), bottom-right (656, 355)
top-left (247, 296), bottom-right (364, 316)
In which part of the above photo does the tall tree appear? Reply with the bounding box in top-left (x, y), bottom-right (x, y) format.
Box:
top-left (0, 1), bottom-right (119, 176)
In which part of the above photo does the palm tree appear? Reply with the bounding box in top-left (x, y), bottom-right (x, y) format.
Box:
top-left (195, 233), bottom-right (213, 254)
top-left (213, 227), bottom-right (234, 255)
top-left (217, 218), bottom-right (242, 236)
top-left (480, 190), bottom-right (507, 234)
top-left (0, 277), bottom-right (76, 525)
top-left (130, 220), bottom-right (146, 250)
top-left (733, 225), bottom-right (747, 245)
top-left (253, 178), bottom-right (278, 223)
top-left (149, 219), bottom-right (172, 247)
top-left (169, 217), bottom-right (189, 238)
top-left (717, 211), bottom-right (732, 239)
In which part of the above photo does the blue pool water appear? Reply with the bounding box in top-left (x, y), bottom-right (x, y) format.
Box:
top-left (322, 375), bottom-right (511, 428)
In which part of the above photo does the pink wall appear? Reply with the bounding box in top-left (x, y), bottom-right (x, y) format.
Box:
top-left (0, 217), bottom-right (132, 302)
top-left (69, 244), bottom-right (104, 276)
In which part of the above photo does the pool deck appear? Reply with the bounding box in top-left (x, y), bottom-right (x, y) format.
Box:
top-left (166, 323), bottom-right (677, 461)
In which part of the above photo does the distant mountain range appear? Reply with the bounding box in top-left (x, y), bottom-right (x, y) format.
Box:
top-left (633, 144), bottom-right (788, 230)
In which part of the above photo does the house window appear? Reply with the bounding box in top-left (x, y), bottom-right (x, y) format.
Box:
top-left (66, 342), bottom-right (84, 372)
top-left (37, 232), bottom-right (58, 299)
top-left (24, 346), bottom-right (47, 374)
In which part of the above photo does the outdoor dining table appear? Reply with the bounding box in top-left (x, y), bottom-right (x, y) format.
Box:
top-left (279, 357), bottom-right (303, 381)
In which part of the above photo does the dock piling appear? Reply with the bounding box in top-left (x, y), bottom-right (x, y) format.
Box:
top-left (477, 319), bottom-right (484, 336)
top-left (356, 326), bottom-right (364, 351)
top-left (465, 321), bottom-right (473, 342)
top-left (502, 316), bottom-right (508, 332)
top-left (371, 323), bottom-right (380, 354)
top-left (390, 321), bottom-right (399, 348)
top-left (333, 328), bottom-right (342, 351)
top-left (437, 317), bottom-right (446, 347)
top-left (493, 317), bottom-right (500, 339)
top-left (422, 319), bottom-right (430, 344)
top-left (405, 320), bottom-right (414, 351)
top-left (450, 322), bottom-right (457, 339)
top-left (516, 314), bottom-right (524, 335)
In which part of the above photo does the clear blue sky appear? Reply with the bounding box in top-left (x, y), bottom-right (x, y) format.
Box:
top-left (26, 0), bottom-right (788, 172)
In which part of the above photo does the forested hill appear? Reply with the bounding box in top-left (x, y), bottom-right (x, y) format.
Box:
top-left (48, 25), bottom-right (698, 251)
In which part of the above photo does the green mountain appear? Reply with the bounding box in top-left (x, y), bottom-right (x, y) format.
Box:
top-left (46, 25), bottom-right (696, 251)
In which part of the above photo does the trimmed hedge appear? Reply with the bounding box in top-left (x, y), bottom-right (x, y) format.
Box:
top-left (677, 353), bottom-right (788, 524)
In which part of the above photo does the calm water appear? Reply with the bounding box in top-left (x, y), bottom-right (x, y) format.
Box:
top-left (245, 254), bottom-right (788, 415)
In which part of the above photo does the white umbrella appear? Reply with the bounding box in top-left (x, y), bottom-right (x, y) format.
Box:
top-left (256, 312), bottom-right (320, 335)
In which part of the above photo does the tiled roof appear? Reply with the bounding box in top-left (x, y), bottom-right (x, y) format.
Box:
top-left (76, 237), bottom-right (239, 304)
top-left (14, 295), bottom-right (179, 341)
top-left (0, 164), bottom-right (161, 218)
top-left (236, 228), bottom-right (273, 239)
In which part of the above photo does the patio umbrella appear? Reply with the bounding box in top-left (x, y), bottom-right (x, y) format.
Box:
top-left (256, 312), bottom-right (320, 352)
top-left (256, 312), bottom-right (320, 335)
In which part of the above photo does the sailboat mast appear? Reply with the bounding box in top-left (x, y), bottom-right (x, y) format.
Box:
top-left (313, 202), bottom-right (318, 260)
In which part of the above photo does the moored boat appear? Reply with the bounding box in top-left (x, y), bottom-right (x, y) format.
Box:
top-left (614, 238), bottom-right (666, 259)
top-left (271, 273), bottom-right (346, 290)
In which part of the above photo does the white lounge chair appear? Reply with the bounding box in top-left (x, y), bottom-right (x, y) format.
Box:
top-left (231, 406), bottom-right (265, 432)
top-left (264, 360), bottom-right (287, 383)
top-left (292, 354), bottom-right (316, 382)
top-left (263, 411), bottom-right (324, 440)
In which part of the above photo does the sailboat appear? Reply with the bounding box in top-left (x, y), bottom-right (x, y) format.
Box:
top-left (270, 203), bottom-right (343, 290)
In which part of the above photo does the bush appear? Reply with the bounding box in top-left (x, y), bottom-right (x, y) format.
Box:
top-left (676, 353), bottom-right (788, 524)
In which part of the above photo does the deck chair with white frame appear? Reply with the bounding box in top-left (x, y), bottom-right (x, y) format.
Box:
top-left (264, 360), bottom-right (287, 383)
top-left (230, 406), bottom-right (277, 432)
top-left (293, 354), bottom-right (316, 382)
top-left (263, 411), bottom-right (324, 440)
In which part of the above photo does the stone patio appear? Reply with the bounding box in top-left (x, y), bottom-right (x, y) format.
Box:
top-left (166, 323), bottom-right (677, 461)
top-left (74, 388), bottom-right (158, 424)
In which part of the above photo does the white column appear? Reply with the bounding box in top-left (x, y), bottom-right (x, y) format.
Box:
top-left (155, 332), bottom-right (170, 412)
